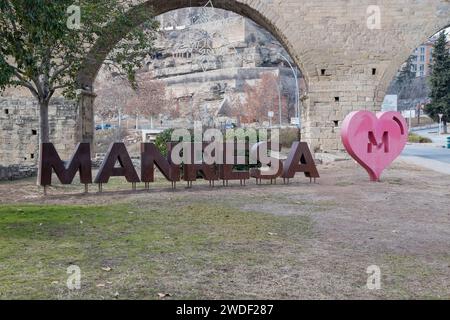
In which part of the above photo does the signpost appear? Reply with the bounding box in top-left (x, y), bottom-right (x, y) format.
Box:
top-left (417, 104), bottom-right (424, 125)
top-left (381, 95), bottom-right (398, 112)
top-left (291, 117), bottom-right (300, 126)
top-left (438, 114), bottom-right (444, 135)
top-left (268, 111), bottom-right (274, 128)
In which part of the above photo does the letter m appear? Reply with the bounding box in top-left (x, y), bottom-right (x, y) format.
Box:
top-left (39, 143), bottom-right (92, 186)
top-left (368, 132), bottom-right (389, 153)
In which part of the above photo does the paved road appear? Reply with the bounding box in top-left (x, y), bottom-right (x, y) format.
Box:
top-left (402, 144), bottom-right (450, 164)
top-left (398, 126), bottom-right (450, 174)
top-left (411, 126), bottom-right (449, 146)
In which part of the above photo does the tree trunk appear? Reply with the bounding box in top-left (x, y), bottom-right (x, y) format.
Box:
top-left (150, 115), bottom-right (154, 129)
top-left (39, 100), bottom-right (50, 143)
top-left (443, 120), bottom-right (448, 134)
top-left (37, 100), bottom-right (50, 187)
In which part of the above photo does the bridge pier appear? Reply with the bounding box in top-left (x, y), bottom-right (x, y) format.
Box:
top-left (302, 73), bottom-right (382, 153)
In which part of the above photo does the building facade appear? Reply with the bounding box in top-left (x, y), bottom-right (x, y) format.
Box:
top-left (411, 34), bottom-right (450, 78)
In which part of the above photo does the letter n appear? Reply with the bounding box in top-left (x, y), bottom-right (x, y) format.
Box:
top-left (39, 143), bottom-right (92, 186)
top-left (95, 143), bottom-right (140, 183)
top-left (141, 143), bottom-right (180, 182)
top-left (283, 142), bottom-right (320, 179)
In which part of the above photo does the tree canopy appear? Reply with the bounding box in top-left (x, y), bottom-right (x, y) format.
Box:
top-left (0, 0), bottom-right (159, 141)
top-left (425, 31), bottom-right (450, 131)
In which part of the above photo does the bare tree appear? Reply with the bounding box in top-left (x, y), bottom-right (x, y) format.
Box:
top-left (167, 90), bottom-right (181, 119)
top-left (125, 73), bottom-right (168, 129)
top-left (95, 75), bottom-right (133, 134)
top-left (241, 73), bottom-right (288, 124)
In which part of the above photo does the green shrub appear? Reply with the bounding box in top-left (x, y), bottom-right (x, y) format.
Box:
top-left (408, 133), bottom-right (432, 143)
top-left (155, 129), bottom-right (175, 157)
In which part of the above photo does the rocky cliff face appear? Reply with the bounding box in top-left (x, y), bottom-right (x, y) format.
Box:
top-left (130, 7), bottom-right (301, 127)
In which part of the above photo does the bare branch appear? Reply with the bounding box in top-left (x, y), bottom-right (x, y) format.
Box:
top-left (11, 70), bottom-right (38, 98)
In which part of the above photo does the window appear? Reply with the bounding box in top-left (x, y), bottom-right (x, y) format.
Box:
top-left (420, 47), bottom-right (425, 54)
top-left (32, 130), bottom-right (37, 135)
top-left (372, 68), bottom-right (377, 75)
top-left (420, 55), bottom-right (425, 62)
top-left (321, 69), bottom-right (326, 76)
top-left (4, 109), bottom-right (8, 115)
top-left (334, 97), bottom-right (340, 102)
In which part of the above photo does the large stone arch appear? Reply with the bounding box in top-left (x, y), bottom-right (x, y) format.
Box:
top-left (76, 0), bottom-right (308, 146)
top-left (76, 0), bottom-right (450, 153)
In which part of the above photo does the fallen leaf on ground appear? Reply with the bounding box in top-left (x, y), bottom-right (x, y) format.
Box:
top-left (157, 293), bottom-right (172, 299)
top-left (101, 267), bottom-right (112, 272)
top-left (96, 283), bottom-right (106, 288)
top-left (268, 232), bottom-right (278, 236)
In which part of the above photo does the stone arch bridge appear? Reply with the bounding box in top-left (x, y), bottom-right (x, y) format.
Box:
top-left (77, 0), bottom-right (450, 152)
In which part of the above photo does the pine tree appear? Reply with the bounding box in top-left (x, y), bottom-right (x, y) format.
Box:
top-left (425, 31), bottom-right (450, 133)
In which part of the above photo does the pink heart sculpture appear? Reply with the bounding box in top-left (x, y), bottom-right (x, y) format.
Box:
top-left (341, 111), bottom-right (408, 181)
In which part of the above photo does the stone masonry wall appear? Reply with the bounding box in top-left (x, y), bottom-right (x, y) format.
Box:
top-left (0, 165), bottom-right (37, 181)
top-left (0, 97), bottom-right (78, 167)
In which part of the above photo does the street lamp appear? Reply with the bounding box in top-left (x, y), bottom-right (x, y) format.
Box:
top-left (278, 53), bottom-right (300, 128)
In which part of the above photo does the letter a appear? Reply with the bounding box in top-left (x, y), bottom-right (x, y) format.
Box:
top-left (95, 143), bottom-right (140, 183)
top-left (283, 142), bottom-right (320, 179)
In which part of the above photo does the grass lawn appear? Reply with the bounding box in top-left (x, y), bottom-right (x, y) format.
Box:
top-left (0, 201), bottom-right (311, 299)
